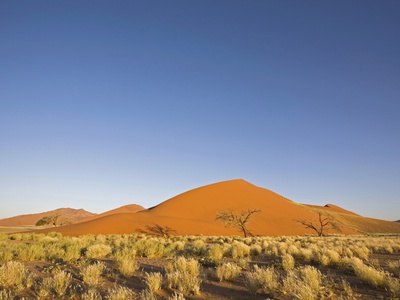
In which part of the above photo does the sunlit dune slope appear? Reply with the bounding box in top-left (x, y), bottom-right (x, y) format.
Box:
top-left (0, 208), bottom-right (95, 227)
top-left (37, 179), bottom-right (349, 236)
top-left (36, 179), bottom-right (400, 236)
top-left (77, 204), bottom-right (144, 223)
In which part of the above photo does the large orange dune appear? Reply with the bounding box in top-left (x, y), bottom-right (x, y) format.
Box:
top-left (35, 179), bottom-right (400, 236)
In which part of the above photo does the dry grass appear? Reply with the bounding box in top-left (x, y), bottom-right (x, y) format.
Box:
top-left (144, 272), bottom-right (163, 292)
top-left (0, 233), bottom-right (399, 299)
top-left (216, 262), bottom-right (241, 281)
top-left (82, 262), bottom-right (106, 286)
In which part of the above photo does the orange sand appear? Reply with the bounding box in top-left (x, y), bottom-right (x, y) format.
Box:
top-left (18, 179), bottom-right (400, 236)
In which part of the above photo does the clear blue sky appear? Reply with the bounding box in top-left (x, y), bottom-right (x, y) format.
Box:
top-left (1, 1), bottom-right (399, 221)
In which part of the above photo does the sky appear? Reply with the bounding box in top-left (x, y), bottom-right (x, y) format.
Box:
top-left (1, 1), bottom-right (399, 221)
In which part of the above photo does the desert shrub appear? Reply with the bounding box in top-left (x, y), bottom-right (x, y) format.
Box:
top-left (166, 257), bottom-right (200, 277)
top-left (8, 234), bottom-right (23, 241)
top-left (144, 272), bottom-right (163, 292)
top-left (352, 246), bottom-right (370, 260)
top-left (230, 241), bottom-right (250, 259)
top-left (298, 265), bottom-right (322, 293)
top-left (135, 238), bottom-right (165, 258)
top-left (62, 239), bottom-right (84, 262)
top-left (387, 277), bottom-right (400, 298)
top-left (282, 267), bottom-right (321, 300)
top-left (114, 255), bottom-right (139, 277)
top-left (323, 249), bottom-right (341, 267)
top-left (282, 253), bottom-right (295, 270)
top-left (0, 244), bottom-right (14, 262)
top-left (237, 257), bottom-right (250, 270)
top-left (53, 271), bottom-right (72, 296)
top-left (350, 257), bottom-right (385, 287)
top-left (243, 271), bottom-right (261, 296)
top-left (216, 262), bottom-right (241, 281)
top-left (253, 265), bottom-right (280, 294)
top-left (250, 244), bottom-right (262, 256)
top-left (82, 262), bottom-right (106, 286)
top-left (36, 277), bottom-right (53, 298)
top-left (168, 292), bottom-right (186, 300)
top-left (388, 260), bottom-right (400, 278)
top-left (45, 270), bottom-right (72, 297)
top-left (170, 241), bottom-right (185, 251)
top-left (44, 243), bottom-right (65, 262)
top-left (297, 248), bottom-right (313, 261)
top-left (277, 241), bottom-right (288, 255)
top-left (106, 285), bottom-right (135, 299)
top-left (0, 261), bottom-right (30, 291)
top-left (340, 279), bottom-right (354, 299)
top-left (81, 288), bottom-right (102, 300)
top-left (0, 290), bottom-right (14, 300)
top-left (0, 234), bottom-right (7, 242)
top-left (349, 256), bottom-right (399, 294)
top-left (85, 244), bottom-right (112, 259)
top-left (138, 289), bottom-right (157, 300)
top-left (287, 244), bottom-right (299, 256)
top-left (191, 240), bottom-right (207, 256)
top-left (207, 244), bottom-right (224, 260)
top-left (14, 243), bottom-right (45, 261)
top-left (165, 271), bottom-right (201, 295)
top-left (265, 244), bottom-right (279, 257)
top-left (165, 256), bottom-right (201, 295)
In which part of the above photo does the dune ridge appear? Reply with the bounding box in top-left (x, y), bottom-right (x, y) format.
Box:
top-left (77, 204), bottom-right (145, 223)
top-left (14, 179), bottom-right (400, 236)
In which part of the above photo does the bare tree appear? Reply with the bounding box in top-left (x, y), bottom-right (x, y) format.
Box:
top-left (297, 212), bottom-right (341, 236)
top-left (137, 224), bottom-right (177, 237)
top-left (215, 208), bottom-right (261, 237)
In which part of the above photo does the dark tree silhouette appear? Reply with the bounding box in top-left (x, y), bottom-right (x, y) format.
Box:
top-left (297, 212), bottom-right (342, 236)
top-left (35, 214), bottom-right (60, 227)
top-left (215, 208), bottom-right (261, 237)
top-left (137, 224), bottom-right (177, 237)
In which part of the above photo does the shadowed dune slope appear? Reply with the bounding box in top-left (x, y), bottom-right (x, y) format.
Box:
top-left (301, 205), bottom-right (400, 234)
top-left (303, 204), bottom-right (359, 216)
top-left (0, 208), bottom-right (95, 226)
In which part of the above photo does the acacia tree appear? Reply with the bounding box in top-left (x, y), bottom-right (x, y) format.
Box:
top-left (35, 214), bottom-right (60, 227)
top-left (297, 212), bottom-right (341, 236)
top-left (215, 208), bottom-right (261, 237)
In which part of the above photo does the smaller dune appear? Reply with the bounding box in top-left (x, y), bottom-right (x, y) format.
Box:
top-left (77, 204), bottom-right (144, 223)
top-left (0, 208), bottom-right (95, 227)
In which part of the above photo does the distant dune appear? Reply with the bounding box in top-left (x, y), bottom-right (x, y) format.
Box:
top-left (12, 179), bottom-right (400, 236)
top-left (77, 204), bottom-right (145, 223)
top-left (0, 208), bottom-right (95, 227)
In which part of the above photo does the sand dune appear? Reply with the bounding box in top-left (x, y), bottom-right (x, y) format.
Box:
top-left (24, 179), bottom-right (400, 236)
top-left (303, 203), bottom-right (359, 216)
top-left (0, 208), bottom-right (95, 227)
top-left (77, 204), bottom-right (144, 223)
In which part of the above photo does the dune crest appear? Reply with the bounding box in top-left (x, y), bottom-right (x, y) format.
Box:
top-left (77, 204), bottom-right (145, 223)
top-left (31, 179), bottom-right (400, 236)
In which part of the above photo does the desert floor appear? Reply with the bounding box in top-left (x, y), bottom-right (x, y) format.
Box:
top-left (0, 232), bottom-right (400, 299)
